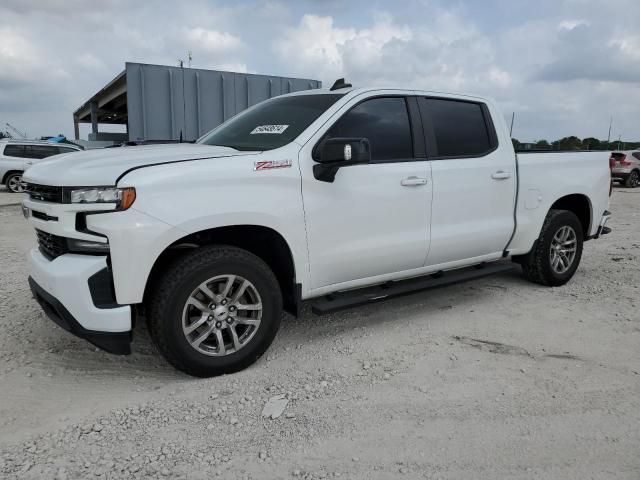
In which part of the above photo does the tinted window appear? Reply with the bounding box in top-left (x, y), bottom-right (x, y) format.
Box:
top-left (25, 145), bottom-right (60, 159)
top-left (3, 145), bottom-right (25, 157)
top-left (199, 94), bottom-right (344, 151)
top-left (58, 147), bottom-right (77, 154)
top-left (420, 98), bottom-right (493, 157)
top-left (633, 152), bottom-right (640, 161)
top-left (327, 97), bottom-right (413, 161)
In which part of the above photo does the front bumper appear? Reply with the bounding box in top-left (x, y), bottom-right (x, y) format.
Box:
top-left (27, 249), bottom-right (132, 354)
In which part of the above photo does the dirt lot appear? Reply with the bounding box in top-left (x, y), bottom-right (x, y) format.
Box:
top-left (1, 186), bottom-right (638, 479)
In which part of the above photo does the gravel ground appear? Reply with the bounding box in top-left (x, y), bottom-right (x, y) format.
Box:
top-left (1, 188), bottom-right (639, 479)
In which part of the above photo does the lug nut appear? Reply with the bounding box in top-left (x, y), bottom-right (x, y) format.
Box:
top-left (208, 315), bottom-right (214, 321)
top-left (229, 306), bottom-right (236, 312)
top-left (226, 318), bottom-right (233, 324)
top-left (215, 321), bottom-right (222, 328)
top-left (221, 299), bottom-right (227, 305)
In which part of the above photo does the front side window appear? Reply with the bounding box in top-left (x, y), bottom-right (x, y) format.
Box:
top-left (419, 98), bottom-right (494, 158)
top-left (326, 97), bottom-right (413, 161)
top-left (198, 94), bottom-right (344, 151)
top-left (3, 145), bottom-right (25, 158)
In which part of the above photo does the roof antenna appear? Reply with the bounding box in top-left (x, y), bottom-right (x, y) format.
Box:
top-left (330, 78), bottom-right (352, 91)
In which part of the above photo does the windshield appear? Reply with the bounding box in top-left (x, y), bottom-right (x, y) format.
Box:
top-left (197, 94), bottom-right (344, 151)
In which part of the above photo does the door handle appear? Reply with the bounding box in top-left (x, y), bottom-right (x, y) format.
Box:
top-left (401, 176), bottom-right (428, 186)
top-left (491, 171), bottom-right (512, 180)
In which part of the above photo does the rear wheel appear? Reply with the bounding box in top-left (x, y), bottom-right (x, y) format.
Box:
top-left (146, 245), bottom-right (282, 377)
top-left (519, 209), bottom-right (584, 286)
top-left (624, 170), bottom-right (639, 188)
top-left (5, 172), bottom-right (24, 193)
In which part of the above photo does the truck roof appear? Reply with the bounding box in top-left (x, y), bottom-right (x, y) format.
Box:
top-left (280, 85), bottom-right (492, 104)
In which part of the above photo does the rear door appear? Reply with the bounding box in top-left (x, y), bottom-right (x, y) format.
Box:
top-left (419, 97), bottom-right (516, 266)
top-left (300, 95), bottom-right (433, 289)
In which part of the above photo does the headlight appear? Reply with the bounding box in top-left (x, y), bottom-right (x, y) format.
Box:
top-left (69, 187), bottom-right (136, 210)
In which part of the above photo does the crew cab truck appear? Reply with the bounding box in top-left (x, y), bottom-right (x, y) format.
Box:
top-left (22, 83), bottom-right (612, 377)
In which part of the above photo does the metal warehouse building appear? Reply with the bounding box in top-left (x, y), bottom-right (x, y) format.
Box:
top-left (73, 62), bottom-right (321, 142)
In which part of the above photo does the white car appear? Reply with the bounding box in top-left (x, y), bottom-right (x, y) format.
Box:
top-left (22, 82), bottom-right (612, 377)
top-left (0, 139), bottom-right (82, 193)
top-left (610, 151), bottom-right (640, 188)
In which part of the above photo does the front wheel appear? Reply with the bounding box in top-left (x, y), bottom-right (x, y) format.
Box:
top-left (519, 209), bottom-right (584, 286)
top-left (624, 170), bottom-right (639, 188)
top-left (5, 172), bottom-right (24, 193)
top-left (146, 246), bottom-right (282, 377)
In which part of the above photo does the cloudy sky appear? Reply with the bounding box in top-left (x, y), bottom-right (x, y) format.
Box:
top-left (1, 0), bottom-right (639, 142)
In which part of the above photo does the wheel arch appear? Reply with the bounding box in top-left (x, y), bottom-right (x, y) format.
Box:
top-left (2, 169), bottom-right (24, 185)
top-left (144, 224), bottom-right (300, 316)
top-left (549, 193), bottom-right (592, 236)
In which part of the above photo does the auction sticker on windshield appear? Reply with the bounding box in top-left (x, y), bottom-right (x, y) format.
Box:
top-left (250, 125), bottom-right (289, 134)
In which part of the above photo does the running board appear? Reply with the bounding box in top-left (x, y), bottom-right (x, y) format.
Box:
top-left (311, 262), bottom-right (517, 315)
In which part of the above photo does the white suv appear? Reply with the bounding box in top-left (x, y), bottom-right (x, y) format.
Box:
top-left (0, 139), bottom-right (82, 193)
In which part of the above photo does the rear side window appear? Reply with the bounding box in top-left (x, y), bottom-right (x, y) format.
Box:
top-left (633, 152), bottom-right (640, 161)
top-left (58, 147), bottom-right (77, 154)
top-left (3, 145), bottom-right (25, 157)
top-left (419, 98), bottom-right (495, 158)
top-left (25, 145), bottom-right (60, 159)
top-left (326, 97), bottom-right (413, 161)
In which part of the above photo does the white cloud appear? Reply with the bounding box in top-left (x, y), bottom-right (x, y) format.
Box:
top-left (185, 28), bottom-right (244, 53)
top-left (558, 19), bottom-right (589, 30)
top-left (0, 0), bottom-right (639, 142)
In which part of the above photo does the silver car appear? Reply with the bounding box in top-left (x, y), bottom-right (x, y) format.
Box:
top-left (0, 139), bottom-right (82, 193)
top-left (611, 150), bottom-right (640, 188)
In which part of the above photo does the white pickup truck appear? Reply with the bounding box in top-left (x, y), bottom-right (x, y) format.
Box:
top-left (22, 82), bottom-right (612, 377)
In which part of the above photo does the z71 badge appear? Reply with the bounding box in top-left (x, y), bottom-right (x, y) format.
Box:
top-left (254, 159), bottom-right (293, 171)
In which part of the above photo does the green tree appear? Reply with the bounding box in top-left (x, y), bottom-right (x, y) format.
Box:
top-left (581, 137), bottom-right (601, 150)
top-left (534, 139), bottom-right (550, 149)
top-left (553, 136), bottom-right (582, 150)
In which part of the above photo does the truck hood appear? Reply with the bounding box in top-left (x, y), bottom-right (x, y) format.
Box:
top-left (23, 143), bottom-right (258, 186)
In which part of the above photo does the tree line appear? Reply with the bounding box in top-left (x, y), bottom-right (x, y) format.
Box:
top-left (512, 136), bottom-right (640, 151)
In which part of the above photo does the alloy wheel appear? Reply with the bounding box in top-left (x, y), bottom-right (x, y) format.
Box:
top-left (8, 175), bottom-right (24, 193)
top-left (181, 274), bottom-right (262, 356)
top-left (549, 225), bottom-right (577, 274)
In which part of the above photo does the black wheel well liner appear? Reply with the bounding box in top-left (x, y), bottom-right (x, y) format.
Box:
top-left (144, 225), bottom-right (299, 316)
top-left (2, 170), bottom-right (23, 184)
top-left (550, 194), bottom-right (591, 236)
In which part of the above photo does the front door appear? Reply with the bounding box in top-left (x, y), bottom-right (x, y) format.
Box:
top-left (299, 95), bottom-right (433, 290)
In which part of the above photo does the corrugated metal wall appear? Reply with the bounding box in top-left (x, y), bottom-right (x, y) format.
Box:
top-left (125, 62), bottom-right (321, 142)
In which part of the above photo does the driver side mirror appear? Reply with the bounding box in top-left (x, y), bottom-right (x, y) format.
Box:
top-left (313, 137), bottom-right (371, 182)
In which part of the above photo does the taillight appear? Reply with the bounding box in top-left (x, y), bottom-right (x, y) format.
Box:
top-left (609, 156), bottom-right (614, 196)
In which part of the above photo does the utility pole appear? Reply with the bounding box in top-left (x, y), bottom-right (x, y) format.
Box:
top-left (607, 116), bottom-right (612, 143)
top-left (509, 112), bottom-right (515, 137)
top-left (617, 135), bottom-right (621, 150)
top-left (188, 51), bottom-right (192, 68)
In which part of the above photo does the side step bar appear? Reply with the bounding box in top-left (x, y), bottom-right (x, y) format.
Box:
top-left (311, 262), bottom-right (517, 315)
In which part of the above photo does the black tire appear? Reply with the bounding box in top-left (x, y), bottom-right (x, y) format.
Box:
top-left (146, 245), bottom-right (282, 377)
top-left (519, 209), bottom-right (584, 287)
top-left (5, 172), bottom-right (24, 193)
top-left (624, 170), bottom-right (639, 188)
